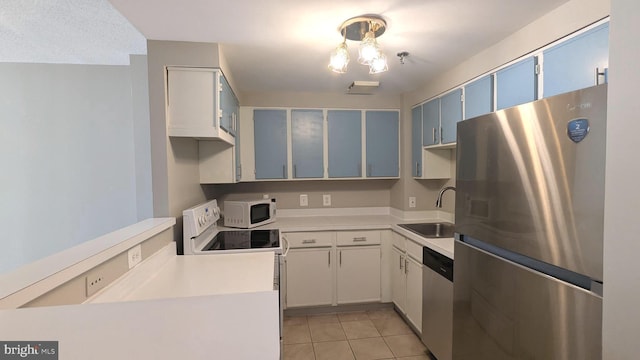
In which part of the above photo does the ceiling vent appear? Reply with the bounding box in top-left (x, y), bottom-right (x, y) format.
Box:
top-left (347, 80), bottom-right (379, 95)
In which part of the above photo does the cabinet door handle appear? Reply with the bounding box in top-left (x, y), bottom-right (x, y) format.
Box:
top-left (432, 128), bottom-right (436, 143)
top-left (440, 126), bottom-right (443, 142)
top-left (339, 250), bottom-right (342, 266)
top-left (405, 259), bottom-right (409, 274)
top-left (232, 113), bottom-right (237, 132)
top-left (353, 237), bottom-right (367, 242)
top-left (328, 251), bottom-right (331, 266)
top-left (595, 67), bottom-right (607, 85)
top-left (399, 255), bottom-right (403, 270)
top-left (415, 162), bottom-right (420, 177)
top-left (302, 239), bottom-right (316, 244)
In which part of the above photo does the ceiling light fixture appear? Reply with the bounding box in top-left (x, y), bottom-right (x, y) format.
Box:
top-left (328, 15), bottom-right (388, 74)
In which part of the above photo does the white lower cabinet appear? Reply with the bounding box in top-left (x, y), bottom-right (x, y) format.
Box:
top-left (405, 256), bottom-right (423, 332)
top-left (283, 230), bottom-right (381, 308)
top-left (337, 246), bottom-right (381, 304)
top-left (391, 247), bottom-right (407, 312)
top-left (391, 232), bottom-right (424, 333)
top-left (285, 247), bottom-right (334, 307)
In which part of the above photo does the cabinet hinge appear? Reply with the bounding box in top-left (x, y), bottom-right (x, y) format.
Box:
top-left (460, 93), bottom-right (464, 102)
top-left (535, 63), bottom-right (541, 75)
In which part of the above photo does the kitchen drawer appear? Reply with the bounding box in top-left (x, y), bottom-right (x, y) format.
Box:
top-left (406, 239), bottom-right (423, 261)
top-left (337, 230), bottom-right (381, 246)
top-left (391, 231), bottom-right (406, 251)
top-left (284, 231), bottom-right (334, 248)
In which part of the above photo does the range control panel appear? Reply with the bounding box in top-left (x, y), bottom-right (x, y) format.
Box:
top-left (183, 199), bottom-right (221, 239)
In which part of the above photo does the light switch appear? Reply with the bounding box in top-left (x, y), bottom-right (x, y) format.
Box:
top-left (323, 194), bottom-right (331, 206)
top-left (300, 194), bottom-right (308, 207)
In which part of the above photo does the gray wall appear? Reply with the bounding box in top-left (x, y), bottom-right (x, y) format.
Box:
top-left (206, 91), bottom-right (402, 210)
top-left (0, 61), bottom-right (151, 274)
top-left (147, 40), bottom-right (241, 240)
top-left (392, 0), bottom-right (610, 214)
top-left (207, 180), bottom-right (396, 210)
top-left (602, 0), bottom-right (640, 357)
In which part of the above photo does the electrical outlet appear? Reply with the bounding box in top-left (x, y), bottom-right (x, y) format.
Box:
top-left (85, 272), bottom-right (106, 297)
top-left (263, 194), bottom-right (269, 199)
top-left (323, 194), bottom-right (331, 206)
top-left (409, 197), bottom-right (417, 208)
top-left (128, 244), bottom-right (142, 269)
top-left (300, 194), bottom-right (308, 207)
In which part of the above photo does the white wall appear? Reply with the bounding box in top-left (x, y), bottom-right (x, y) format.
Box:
top-left (0, 62), bottom-right (148, 274)
top-left (602, 0), bottom-right (640, 357)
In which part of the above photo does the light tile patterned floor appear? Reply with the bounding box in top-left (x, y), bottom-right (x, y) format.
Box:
top-left (283, 309), bottom-right (429, 360)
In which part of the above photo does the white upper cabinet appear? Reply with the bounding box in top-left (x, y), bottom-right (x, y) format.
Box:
top-left (440, 89), bottom-right (463, 144)
top-left (165, 67), bottom-right (235, 145)
top-left (496, 56), bottom-right (538, 110)
top-left (291, 109), bottom-right (324, 179)
top-left (365, 110), bottom-right (400, 178)
top-left (242, 108), bottom-right (399, 182)
top-left (542, 22), bottom-right (609, 98)
top-left (464, 75), bottom-right (493, 120)
top-left (254, 109), bottom-right (288, 180)
top-left (328, 110), bottom-right (362, 178)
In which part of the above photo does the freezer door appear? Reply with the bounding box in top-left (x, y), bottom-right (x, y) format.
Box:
top-left (452, 240), bottom-right (602, 360)
top-left (455, 84), bottom-right (607, 281)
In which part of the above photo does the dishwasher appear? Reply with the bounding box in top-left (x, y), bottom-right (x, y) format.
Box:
top-left (422, 246), bottom-right (454, 360)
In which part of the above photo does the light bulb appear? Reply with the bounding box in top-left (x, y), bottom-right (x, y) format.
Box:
top-left (358, 31), bottom-right (379, 65)
top-left (328, 42), bottom-right (349, 73)
top-left (369, 53), bottom-right (388, 74)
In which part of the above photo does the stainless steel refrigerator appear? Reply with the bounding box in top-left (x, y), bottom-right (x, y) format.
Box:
top-left (453, 84), bottom-right (606, 360)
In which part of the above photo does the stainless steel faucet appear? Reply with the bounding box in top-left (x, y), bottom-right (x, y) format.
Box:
top-left (435, 186), bottom-right (456, 208)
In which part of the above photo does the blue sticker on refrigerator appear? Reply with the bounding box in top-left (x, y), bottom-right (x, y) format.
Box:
top-left (567, 118), bottom-right (590, 143)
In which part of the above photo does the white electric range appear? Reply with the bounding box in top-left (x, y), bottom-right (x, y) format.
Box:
top-left (181, 199), bottom-right (286, 357)
top-left (182, 199), bottom-right (283, 255)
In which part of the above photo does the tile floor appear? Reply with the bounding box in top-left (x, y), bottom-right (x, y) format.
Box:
top-left (283, 309), bottom-right (430, 360)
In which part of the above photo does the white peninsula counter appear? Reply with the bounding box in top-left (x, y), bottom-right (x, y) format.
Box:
top-left (0, 247), bottom-right (280, 360)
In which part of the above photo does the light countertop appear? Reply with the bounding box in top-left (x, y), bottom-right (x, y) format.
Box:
top-left (0, 290), bottom-right (280, 360)
top-left (89, 244), bottom-right (276, 303)
top-left (10, 244), bottom-right (284, 360)
top-left (236, 211), bottom-right (455, 259)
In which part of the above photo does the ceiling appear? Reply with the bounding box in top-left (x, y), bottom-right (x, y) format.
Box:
top-left (2, 0), bottom-right (570, 94)
top-left (108, 0), bottom-right (569, 94)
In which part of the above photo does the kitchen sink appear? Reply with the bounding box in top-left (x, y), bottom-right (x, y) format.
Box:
top-left (398, 222), bottom-right (455, 238)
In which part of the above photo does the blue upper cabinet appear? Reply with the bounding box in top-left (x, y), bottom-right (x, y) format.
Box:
top-left (366, 111), bottom-right (399, 177)
top-left (411, 106), bottom-right (422, 177)
top-left (422, 99), bottom-right (440, 146)
top-left (440, 89), bottom-right (463, 144)
top-left (543, 22), bottom-right (609, 98)
top-left (219, 74), bottom-right (237, 136)
top-left (464, 75), bottom-right (493, 120)
top-left (291, 109), bottom-right (324, 178)
top-left (254, 109), bottom-right (287, 179)
top-left (328, 110), bottom-right (362, 178)
top-left (496, 56), bottom-right (537, 110)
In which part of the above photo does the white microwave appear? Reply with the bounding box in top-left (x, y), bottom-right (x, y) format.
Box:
top-left (224, 199), bottom-right (276, 228)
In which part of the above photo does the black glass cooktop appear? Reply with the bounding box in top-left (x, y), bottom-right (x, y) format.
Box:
top-left (201, 229), bottom-right (280, 251)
